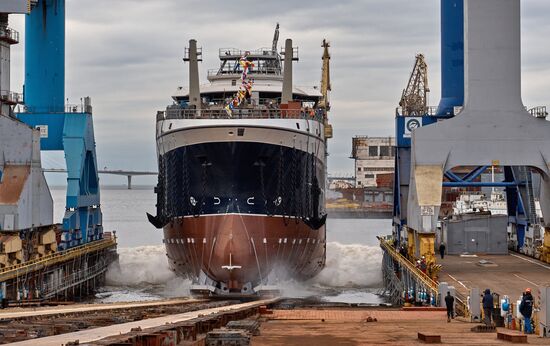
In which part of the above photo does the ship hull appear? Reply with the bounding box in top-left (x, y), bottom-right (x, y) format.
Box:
top-left (163, 214), bottom-right (325, 294)
top-left (152, 120), bottom-right (327, 295)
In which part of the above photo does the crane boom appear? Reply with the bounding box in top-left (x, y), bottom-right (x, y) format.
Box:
top-left (319, 39), bottom-right (331, 111)
top-left (399, 53), bottom-right (430, 116)
top-left (272, 23), bottom-right (279, 53)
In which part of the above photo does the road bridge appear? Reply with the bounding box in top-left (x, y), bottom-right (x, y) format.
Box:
top-left (43, 168), bottom-right (157, 189)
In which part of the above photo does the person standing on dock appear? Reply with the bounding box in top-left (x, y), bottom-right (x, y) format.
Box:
top-left (482, 289), bottom-right (493, 326)
top-left (445, 291), bottom-right (454, 322)
top-left (519, 288), bottom-right (534, 334)
top-left (439, 243), bottom-right (446, 259)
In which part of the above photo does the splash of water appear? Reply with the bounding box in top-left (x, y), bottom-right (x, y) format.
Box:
top-left (105, 246), bottom-right (191, 300)
top-left (314, 242), bottom-right (383, 288)
top-left (104, 242), bottom-right (383, 303)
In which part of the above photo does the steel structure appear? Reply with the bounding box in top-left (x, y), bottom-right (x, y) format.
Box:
top-left (393, 0), bottom-right (547, 264)
top-left (16, 0), bottom-right (103, 250)
top-left (398, 54), bottom-right (430, 116)
top-left (392, 0), bottom-right (462, 249)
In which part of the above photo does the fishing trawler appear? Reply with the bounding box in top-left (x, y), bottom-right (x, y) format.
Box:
top-left (148, 25), bottom-right (333, 296)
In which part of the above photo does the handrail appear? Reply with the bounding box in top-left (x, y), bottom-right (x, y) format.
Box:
top-left (379, 238), bottom-right (439, 292)
top-left (0, 90), bottom-right (23, 104)
top-left (208, 67), bottom-right (282, 77)
top-left (379, 237), bottom-right (469, 315)
top-left (159, 108), bottom-right (325, 123)
top-left (218, 47), bottom-right (278, 57)
top-left (0, 27), bottom-right (19, 43)
top-left (23, 103), bottom-right (93, 114)
top-left (0, 239), bottom-right (116, 282)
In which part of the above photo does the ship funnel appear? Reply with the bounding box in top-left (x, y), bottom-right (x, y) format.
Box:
top-left (282, 39), bottom-right (293, 103)
top-left (186, 39), bottom-right (201, 110)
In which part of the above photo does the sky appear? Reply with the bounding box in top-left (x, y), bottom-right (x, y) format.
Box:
top-left (7, 0), bottom-right (550, 186)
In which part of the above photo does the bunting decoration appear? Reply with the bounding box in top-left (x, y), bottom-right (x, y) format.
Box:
top-left (225, 51), bottom-right (255, 116)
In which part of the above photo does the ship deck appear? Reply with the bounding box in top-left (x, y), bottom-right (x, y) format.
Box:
top-left (438, 252), bottom-right (550, 299)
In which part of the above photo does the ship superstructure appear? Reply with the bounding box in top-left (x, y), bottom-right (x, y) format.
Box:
top-left (149, 26), bottom-right (332, 296)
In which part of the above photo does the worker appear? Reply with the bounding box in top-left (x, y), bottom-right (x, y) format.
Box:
top-left (399, 246), bottom-right (407, 258)
top-left (445, 291), bottom-right (455, 323)
top-left (482, 288), bottom-right (493, 326)
top-left (420, 256), bottom-right (427, 273)
top-left (519, 288), bottom-right (534, 334)
top-left (439, 242), bottom-right (446, 259)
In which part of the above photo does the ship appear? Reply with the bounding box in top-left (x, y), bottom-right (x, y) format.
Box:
top-left (148, 25), bottom-right (333, 296)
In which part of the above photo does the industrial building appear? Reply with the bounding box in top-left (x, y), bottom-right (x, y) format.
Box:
top-left (351, 136), bottom-right (395, 187)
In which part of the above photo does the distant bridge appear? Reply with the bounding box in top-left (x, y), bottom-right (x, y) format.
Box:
top-left (43, 169), bottom-right (157, 189)
top-left (328, 176), bottom-right (356, 182)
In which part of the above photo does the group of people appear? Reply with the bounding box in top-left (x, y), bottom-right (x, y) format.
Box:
top-left (444, 287), bottom-right (535, 334)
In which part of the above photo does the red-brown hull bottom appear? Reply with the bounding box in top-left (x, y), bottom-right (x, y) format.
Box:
top-left (163, 214), bottom-right (326, 292)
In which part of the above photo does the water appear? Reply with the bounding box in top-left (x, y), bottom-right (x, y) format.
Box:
top-left (50, 187), bottom-right (391, 304)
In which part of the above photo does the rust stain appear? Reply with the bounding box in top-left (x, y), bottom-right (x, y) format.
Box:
top-left (0, 165), bottom-right (30, 205)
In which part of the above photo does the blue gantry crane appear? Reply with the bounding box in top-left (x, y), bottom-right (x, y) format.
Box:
top-left (393, 0), bottom-right (543, 261)
top-left (17, 0), bottom-right (103, 250)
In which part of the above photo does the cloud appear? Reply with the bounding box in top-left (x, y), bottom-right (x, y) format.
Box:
top-left (7, 0), bottom-right (550, 185)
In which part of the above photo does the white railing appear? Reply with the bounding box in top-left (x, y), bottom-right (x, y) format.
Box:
top-left (158, 107), bottom-right (325, 122)
top-left (0, 27), bottom-right (19, 43)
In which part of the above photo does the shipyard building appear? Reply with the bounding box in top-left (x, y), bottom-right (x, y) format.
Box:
top-left (351, 136), bottom-right (395, 187)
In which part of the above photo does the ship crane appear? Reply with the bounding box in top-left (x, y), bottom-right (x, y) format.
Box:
top-left (319, 39), bottom-right (333, 138)
top-left (272, 23), bottom-right (279, 53)
top-left (319, 39), bottom-right (331, 111)
top-left (399, 53), bottom-right (430, 116)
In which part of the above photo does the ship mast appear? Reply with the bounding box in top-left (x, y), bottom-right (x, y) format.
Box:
top-left (399, 53), bottom-right (430, 116)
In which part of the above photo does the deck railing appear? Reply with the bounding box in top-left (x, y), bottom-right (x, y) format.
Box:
top-left (0, 27), bottom-right (19, 43)
top-left (158, 107), bottom-right (325, 123)
top-left (218, 47), bottom-right (278, 58)
top-left (22, 103), bottom-right (93, 114)
top-left (0, 90), bottom-right (23, 104)
top-left (207, 67), bottom-right (282, 77)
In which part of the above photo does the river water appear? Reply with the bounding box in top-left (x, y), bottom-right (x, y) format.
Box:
top-left (51, 187), bottom-right (391, 304)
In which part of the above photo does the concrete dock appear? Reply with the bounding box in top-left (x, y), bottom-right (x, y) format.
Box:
top-left (438, 252), bottom-right (550, 299)
top-left (254, 308), bottom-right (549, 345)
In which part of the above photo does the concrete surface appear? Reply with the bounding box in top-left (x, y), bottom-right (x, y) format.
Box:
top-left (439, 253), bottom-right (550, 300)
top-left (254, 309), bottom-right (549, 345)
